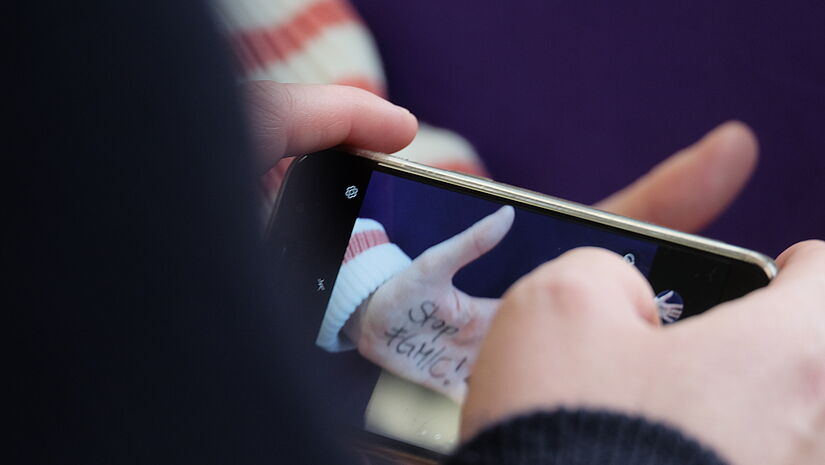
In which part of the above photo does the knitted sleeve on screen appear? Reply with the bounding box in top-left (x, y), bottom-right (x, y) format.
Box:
top-left (315, 218), bottom-right (411, 352)
top-left (212, 0), bottom-right (488, 212)
top-left (447, 409), bottom-right (729, 465)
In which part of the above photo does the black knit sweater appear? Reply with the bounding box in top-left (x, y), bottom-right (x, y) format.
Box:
top-left (449, 409), bottom-right (729, 465)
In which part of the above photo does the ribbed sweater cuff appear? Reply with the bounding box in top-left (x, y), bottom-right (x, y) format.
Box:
top-left (315, 218), bottom-right (412, 352)
top-left (447, 409), bottom-right (728, 465)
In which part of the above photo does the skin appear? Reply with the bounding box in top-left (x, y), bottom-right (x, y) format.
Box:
top-left (245, 81), bottom-right (824, 463)
top-left (462, 243), bottom-right (825, 465)
top-left (344, 206), bottom-right (516, 402)
top-left (243, 81), bottom-right (418, 171)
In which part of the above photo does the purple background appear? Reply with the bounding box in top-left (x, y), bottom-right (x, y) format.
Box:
top-left (351, 0), bottom-right (824, 257)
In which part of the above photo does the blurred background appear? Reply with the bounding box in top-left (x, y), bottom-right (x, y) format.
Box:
top-left (350, 0), bottom-right (825, 257)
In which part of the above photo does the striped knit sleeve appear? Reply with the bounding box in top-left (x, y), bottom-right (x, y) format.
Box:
top-left (315, 218), bottom-right (411, 352)
top-left (212, 0), bottom-right (488, 209)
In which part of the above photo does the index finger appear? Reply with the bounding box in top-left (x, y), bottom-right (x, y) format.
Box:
top-left (243, 82), bottom-right (418, 172)
top-left (461, 247), bottom-right (658, 440)
top-left (415, 205), bottom-right (515, 282)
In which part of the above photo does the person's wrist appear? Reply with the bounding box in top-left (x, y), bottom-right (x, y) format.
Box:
top-left (342, 294), bottom-right (372, 349)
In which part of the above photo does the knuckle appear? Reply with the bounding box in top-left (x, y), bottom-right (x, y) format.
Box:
top-left (240, 79), bottom-right (274, 99)
top-left (536, 247), bottom-right (627, 289)
top-left (501, 247), bottom-right (642, 321)
top-left (506, 262), bottom-right (598, 319)
top-left (277, 84), bottom-right (302, 113)
top-left (536, 266), bottom-right (597, 299)
top-left (559, 246), bottom-right (626, 264)
top-left (244, 81), bottom-right (294, 128)
top-left (539, 271), bottom-right (600, 318)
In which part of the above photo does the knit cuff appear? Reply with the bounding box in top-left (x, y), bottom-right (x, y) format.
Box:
top-left (315, 219), bottom-right (411, 352)
top-left (447, 409), bottom-right (729, 465)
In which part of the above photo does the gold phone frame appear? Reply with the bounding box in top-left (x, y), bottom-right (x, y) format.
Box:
top-left (272, 149), bottom-right (778, 464)
top-left (355, 150), bottom-right (778, 280)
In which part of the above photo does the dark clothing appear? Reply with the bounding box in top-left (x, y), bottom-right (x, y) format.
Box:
top-left (9, 2), bottom-right (726, 464)
top-left (449, 410), bottom-right (728, 465)
top-left (9, 2), bottom-right (347, 464)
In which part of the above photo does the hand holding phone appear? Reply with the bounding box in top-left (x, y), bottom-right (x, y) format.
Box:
top-left (345, 206), bottom-right (515, 402)
top-left (461, 241), bottom-right (825, 465)
top-left (250, 80), bottom-right (799, 461)
top-left (268, 147), bottom-right (775, 458)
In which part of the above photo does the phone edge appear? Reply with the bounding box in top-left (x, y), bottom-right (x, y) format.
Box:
top-left (354, 150), bottom-right (778, 281)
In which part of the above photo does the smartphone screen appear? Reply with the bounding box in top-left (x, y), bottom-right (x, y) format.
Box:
top-left (266, 150), bottom-right (773, 460)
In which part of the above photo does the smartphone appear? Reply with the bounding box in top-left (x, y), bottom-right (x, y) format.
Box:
top-left (265, 148), bottom-right (776, 463)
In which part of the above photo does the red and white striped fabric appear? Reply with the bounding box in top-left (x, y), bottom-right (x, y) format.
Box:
top-left (218, 0), bottom-right (387, 95)
top-left (316, 218), bottom-right (411, 352)
top-left (215, 0), bottom-right (487, 352)
top-left (214, 0), bottom-right (488, 208)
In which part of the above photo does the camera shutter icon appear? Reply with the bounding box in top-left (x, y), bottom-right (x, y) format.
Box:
top-left (344, 185), bottom-right (359, 199)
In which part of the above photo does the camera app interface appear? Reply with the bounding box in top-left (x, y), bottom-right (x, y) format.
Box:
top-left (313, 171), bottom-right (682, 453)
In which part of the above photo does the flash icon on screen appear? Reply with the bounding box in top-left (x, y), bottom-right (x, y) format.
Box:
top-left (344, 185), bottom-right (359, 199)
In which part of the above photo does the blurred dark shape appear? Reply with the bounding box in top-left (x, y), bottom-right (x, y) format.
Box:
top-left (9, 2), bottom-right (353, 464)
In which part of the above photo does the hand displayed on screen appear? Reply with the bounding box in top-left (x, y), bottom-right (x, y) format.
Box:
top-left (343, 206), bottom-right (515, 402)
